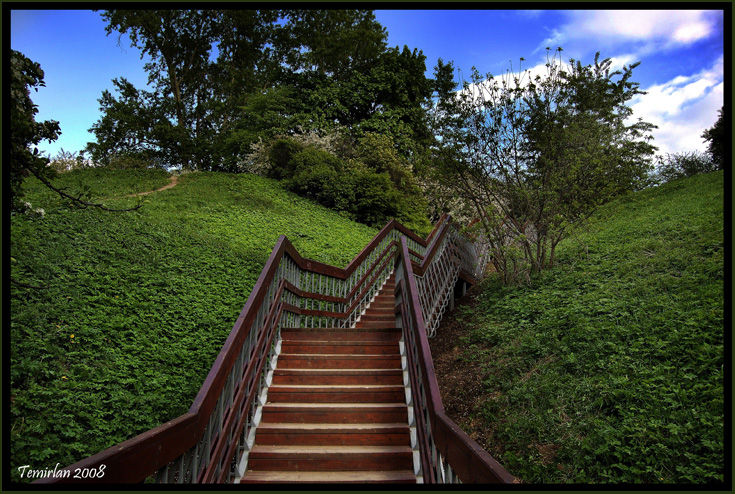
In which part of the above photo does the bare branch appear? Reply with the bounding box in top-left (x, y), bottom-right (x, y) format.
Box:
top-left (23, 163), bottom-right (142, 212)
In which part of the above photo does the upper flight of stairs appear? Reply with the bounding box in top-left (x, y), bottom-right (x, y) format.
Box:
top-left (239, 273), bottom-right (417, 484)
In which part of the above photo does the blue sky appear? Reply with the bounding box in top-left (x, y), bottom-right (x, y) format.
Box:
top-left (9, 8), bottom-right (726, 159)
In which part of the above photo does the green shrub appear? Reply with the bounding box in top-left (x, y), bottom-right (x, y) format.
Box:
top-left (653, 151), bottom-right (718, 184)
top-left (266, 138), bottom-right (305, 180)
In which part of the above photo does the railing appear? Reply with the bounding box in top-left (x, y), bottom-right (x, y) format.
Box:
top-left (395, 236), bottom-right (515, 483)
top-left (35, 214), bottom-right (506, 484)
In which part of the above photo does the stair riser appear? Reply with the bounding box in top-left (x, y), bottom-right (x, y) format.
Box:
top-left (255, 431), bottom-right (410, 447)
top-left (247, 454), bottom-right (414, 472)
top-left (240, 476), bottom-right (415, 484)
top-left (261, 408), bottom-right (408, 424)
top-left (267, 389), bottom-right (406, 403)
top-left (272, 374), bottom-right (403, 386)
top-left (277, 357), bottom-right (401, 369)
top-left (281, 331), bottom-right (401, 342)
top-left (358, 314), bottom-right (395, 322)
top-left (353, 322), bottom-right (400, 330)
top-left (279, 344), bottom-right (398, 355)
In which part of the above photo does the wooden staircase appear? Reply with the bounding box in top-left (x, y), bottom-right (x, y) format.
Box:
top-left (240, 273), bottom-right (417, 484)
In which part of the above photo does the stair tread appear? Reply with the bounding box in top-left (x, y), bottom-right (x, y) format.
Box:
top-left (279, 353), bottom-right (400, 357)
top-left (264, 402), bottom-right (406, 408)
top-left (242, 272), bottom-right (416, 482)
top-left (269, 384), bottom-right (404, 390)
top-left (275, 368), bottom-right (401, 373)
top-left (257, 422), bottom-right (408, 430)
top-left (251, 445), bottom-right (412, 454)
top-left (281, 331), bottom-right (400, 340)
top-left (239, 470), bottom-right (416, 483)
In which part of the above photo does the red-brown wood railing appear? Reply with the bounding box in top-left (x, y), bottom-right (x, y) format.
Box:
top-left (395, 236), bottom-right (515, 483)
top-left (35, 215), bottom-right (506, 484)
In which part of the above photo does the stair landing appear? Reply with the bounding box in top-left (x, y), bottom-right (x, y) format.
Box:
top-left (239, 274), bottom-right (416, 484)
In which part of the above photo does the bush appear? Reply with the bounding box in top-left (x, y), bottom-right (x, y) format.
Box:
top-left (653, 151), bottom-right (718, 184)
top-left (253, 131), bottom-right (432, 235)
top-left (48, 149), bottom-right (94, 173)
top-left (267, 138), bottom-right (305, 180)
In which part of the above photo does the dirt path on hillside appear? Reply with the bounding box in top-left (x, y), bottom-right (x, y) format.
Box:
top-left (116, 174), bottom-right (179, 199)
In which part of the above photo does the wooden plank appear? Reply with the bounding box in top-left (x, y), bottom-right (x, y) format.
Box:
top-left (283, 280), bottom-right (346, 304)
top-left (433, 412), bottom-right (517, 484)
top-left (240, 470), bottom-right (416, 483)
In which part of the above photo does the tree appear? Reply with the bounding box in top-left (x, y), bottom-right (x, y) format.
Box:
top-left (87, 77), bottom-right (174, 168)
top-left (9, 50), bottom-right (61, 211)
top-left (433, 49), bottom-right (657, 284)
top-left (279, 10), bottom-right (387, 79)
top-left (701, 106), bottom-right (724, 169)
top-left (10, 50), bottom-right (138, 214)
top-left (90, 9), bottom-right (415, 171)
top-left (94, 10), bottom-right (221, 170)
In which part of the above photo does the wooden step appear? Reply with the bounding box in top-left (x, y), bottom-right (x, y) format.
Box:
top-left (240, 273), bottom-right (416, 484)
top-left (272, 368), bottom-right (403, 386)
top-left (277, 354), bottom-right (401, 369)
top-left (371, 294), bottom-right (395, 302)
top-left (353, 320), bottom-right (400, 330)
top-left (246, 445), bottom-right (414, 472)
top-left (240, 469), bottom-right (416, 483)
top-left (254, 423), bottom-right (410, 446)
top-left (261, 403), bottom-right (408, 424)
top-left (366, 304), bottom-right (395, 313)
top-left (281, 326), bottom-right (400, 333)
top-left (267, 385), bottom-right (406, 403)
top-left (359, 311), bottom-right (395, 320)
top-left (279, 342), bottom-right (398, 355)
top-left (281, 330), bottom-right (401, 342)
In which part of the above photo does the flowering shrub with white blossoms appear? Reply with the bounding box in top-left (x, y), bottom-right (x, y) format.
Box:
top-left (20, 201), bottom-right (45, 218)
top-left (238, 127), bottom-right (346, 176)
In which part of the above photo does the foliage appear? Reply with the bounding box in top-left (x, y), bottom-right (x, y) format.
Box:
top-left (278, 10), bottom-right (387, 78)
top-left (652, 151), bottom-right (719, 185)
top-left (9, 169), bottom-right (378, 482)
top-left (456, 171), bottom-right (724, 483)
top-left (86, 77), bottom-right (174, 169)
top-left (89, 9), bottom-right (434, 172)
top-left (701, 106), bottom-right (725, 169)
top-left (432, 49), bottom-right (657, 284)
top-left (256, 131), bottom-right (432, 235)
top-left (9, 50), bottom-right (61, 212)
top-left (48, 149), bottom-right (94, 173)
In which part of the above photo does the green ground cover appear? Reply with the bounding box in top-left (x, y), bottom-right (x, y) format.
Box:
top-left (460, 171), bottom-right (725, 483)
top-left (9, 169), bottom-right (377, 482)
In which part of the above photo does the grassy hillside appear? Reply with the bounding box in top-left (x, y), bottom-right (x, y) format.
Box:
top-left (9, 169), bottom-right (377, 482)
top-left (446, 171), bottom-right (725, 483)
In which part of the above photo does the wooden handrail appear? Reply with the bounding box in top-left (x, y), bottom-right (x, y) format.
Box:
top-left (396, 236), bottom-right (515, 484)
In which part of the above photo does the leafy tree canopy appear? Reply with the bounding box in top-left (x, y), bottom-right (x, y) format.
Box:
top-left (701, 106), bottom-right (725, 169)
top-left (431, 48), bottom-right (658, 284)
top-left (10, 50), bottom-right (61, 211)
top-left (88, 9), bottom-right (432, 173)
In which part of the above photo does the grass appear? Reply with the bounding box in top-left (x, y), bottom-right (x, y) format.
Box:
top-left (9, 169), bottom-right (377, 483)
top-left (458, 171), bottom-right (725, 484)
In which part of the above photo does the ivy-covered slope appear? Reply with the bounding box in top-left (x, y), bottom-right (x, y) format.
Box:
top-left (9, 169), bottom-right (377, 482)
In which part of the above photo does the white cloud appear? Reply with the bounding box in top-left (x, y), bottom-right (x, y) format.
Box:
top-left (537, 10), bottom-right (720, 54)
top-left (457, 55), bottom-right (723, 158)
top-left (630, 57), bottom-right (723, 155)
top-left (572, 10), bottom-right (716, 44)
